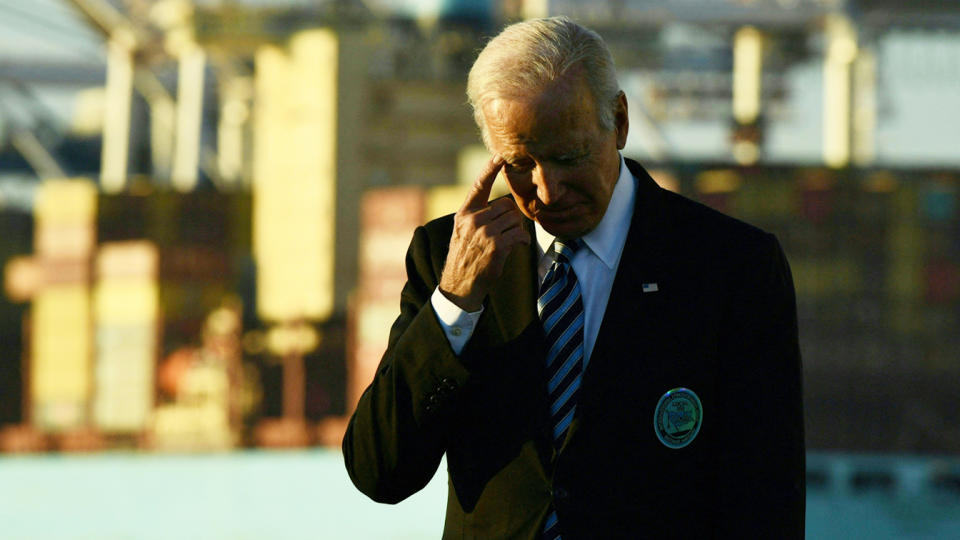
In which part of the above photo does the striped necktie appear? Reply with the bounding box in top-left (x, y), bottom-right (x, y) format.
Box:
top-left (538, 239), bottom-right (584, 540)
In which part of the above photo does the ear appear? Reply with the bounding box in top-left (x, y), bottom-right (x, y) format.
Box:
top-left (613, 91), bottom-right (629, 150)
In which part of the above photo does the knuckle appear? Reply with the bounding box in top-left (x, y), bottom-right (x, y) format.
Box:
top-left (460, 212), bottom-right (477, 228)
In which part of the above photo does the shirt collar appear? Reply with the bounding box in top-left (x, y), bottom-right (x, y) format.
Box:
top-left (535, 154), bottom-right (636, 269)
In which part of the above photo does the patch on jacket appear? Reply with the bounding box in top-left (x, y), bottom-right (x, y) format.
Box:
top-left (654, 387), bottom-right (703, 449)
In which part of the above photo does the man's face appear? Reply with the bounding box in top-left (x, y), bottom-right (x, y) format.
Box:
top-left (481, 74), bottom-right (628, 239)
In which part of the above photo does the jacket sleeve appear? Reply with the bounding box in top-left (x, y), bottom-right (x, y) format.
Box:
top-left (715, 233), bottom-right (806, 537)
top-left (342, 223), bottom-right (473, 504)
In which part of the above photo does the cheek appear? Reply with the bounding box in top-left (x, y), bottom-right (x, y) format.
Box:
top-left (565, 168), bottom-right (603, 200)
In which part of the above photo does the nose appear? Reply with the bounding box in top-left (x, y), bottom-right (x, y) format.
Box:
top-left (533, 164), bottom-right (565, 205)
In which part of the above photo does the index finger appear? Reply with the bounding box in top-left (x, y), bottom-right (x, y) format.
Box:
top-left (460, 156), bottom-right (504, 212)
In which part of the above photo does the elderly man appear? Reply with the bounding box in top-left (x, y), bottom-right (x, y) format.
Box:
top-left (343, 17), bottom-right (804, 539)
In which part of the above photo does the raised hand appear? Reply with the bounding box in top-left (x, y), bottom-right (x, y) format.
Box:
top-left (438, 157), bottom-right (531, 311)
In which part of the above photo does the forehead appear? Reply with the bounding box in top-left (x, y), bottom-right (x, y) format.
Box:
top-left (482, 76), bottom-right (599, 157)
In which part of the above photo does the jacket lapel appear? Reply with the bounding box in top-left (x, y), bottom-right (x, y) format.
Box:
top-left (483, 218), bottom-right (556, 465)
top-left (483, 168), bottom-right (672, 460)
top-left (485, 217), bottom-right (540, 344)
top-left (566, 160), bottom-right (672, 442)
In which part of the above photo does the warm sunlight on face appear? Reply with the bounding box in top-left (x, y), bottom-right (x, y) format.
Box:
top-left (481, 73), bottom-right (628, 239)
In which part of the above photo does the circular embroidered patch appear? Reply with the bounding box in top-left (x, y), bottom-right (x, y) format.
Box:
top-left (653, 387), bottom-right (703, 449)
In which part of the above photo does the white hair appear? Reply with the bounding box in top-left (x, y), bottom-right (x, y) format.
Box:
top-left (466, 16), bottom-right (621, 146)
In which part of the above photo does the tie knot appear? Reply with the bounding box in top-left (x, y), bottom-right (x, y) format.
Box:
top-left (553, 239), bottom-right (581, 264)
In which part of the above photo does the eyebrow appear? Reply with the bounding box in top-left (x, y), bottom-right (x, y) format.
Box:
top-left (500, 143), bottom-right (589, 165)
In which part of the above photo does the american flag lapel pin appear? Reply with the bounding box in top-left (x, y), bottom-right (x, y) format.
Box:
top-left (642, 282), bottom-right (659, 293)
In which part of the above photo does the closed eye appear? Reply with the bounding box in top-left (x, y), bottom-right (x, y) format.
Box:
top-left (555, 152), bottom-right (587, 165)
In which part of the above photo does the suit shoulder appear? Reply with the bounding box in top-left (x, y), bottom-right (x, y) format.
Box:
top-left (402, 213), bottom-right (455, 276)
top-left (421, 212), bottom-right (455, 239)
top-left (661, 187), bottom-right (774, 246)
top-left (627, 158), bottom-right (773, 251)
top-left (651, 188), bottom-right (783, 273)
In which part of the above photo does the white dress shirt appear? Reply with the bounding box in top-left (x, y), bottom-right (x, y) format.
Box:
top-left (431, 154), bottom-right (637, 364)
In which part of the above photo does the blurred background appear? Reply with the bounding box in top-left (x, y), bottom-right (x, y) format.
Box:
top-left (0, 0), bottom-right (958, 538)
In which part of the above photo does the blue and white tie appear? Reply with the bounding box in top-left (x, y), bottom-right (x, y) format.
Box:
top-left (538, 239), bottom-right (584, 540)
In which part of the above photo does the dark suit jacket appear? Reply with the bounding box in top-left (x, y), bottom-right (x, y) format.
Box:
top-left (343, 159), bottom-right (805, 539)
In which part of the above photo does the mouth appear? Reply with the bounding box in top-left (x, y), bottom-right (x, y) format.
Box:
top-left (535, 202), bottom-right (582, 219)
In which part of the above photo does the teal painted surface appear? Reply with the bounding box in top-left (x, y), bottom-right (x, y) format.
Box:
top-left (0, 450), bottom-right (445, 540)
top-left (806, 453), bottom-right (960, 540)
top-left (1, 450), bottom-right (958, 539)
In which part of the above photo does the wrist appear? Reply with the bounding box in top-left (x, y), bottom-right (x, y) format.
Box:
top-left (437, 284), bottom-right (484, 312)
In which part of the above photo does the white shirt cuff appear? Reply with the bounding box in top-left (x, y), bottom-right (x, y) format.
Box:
top-left (430, 287), bottom-right (484, 355)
